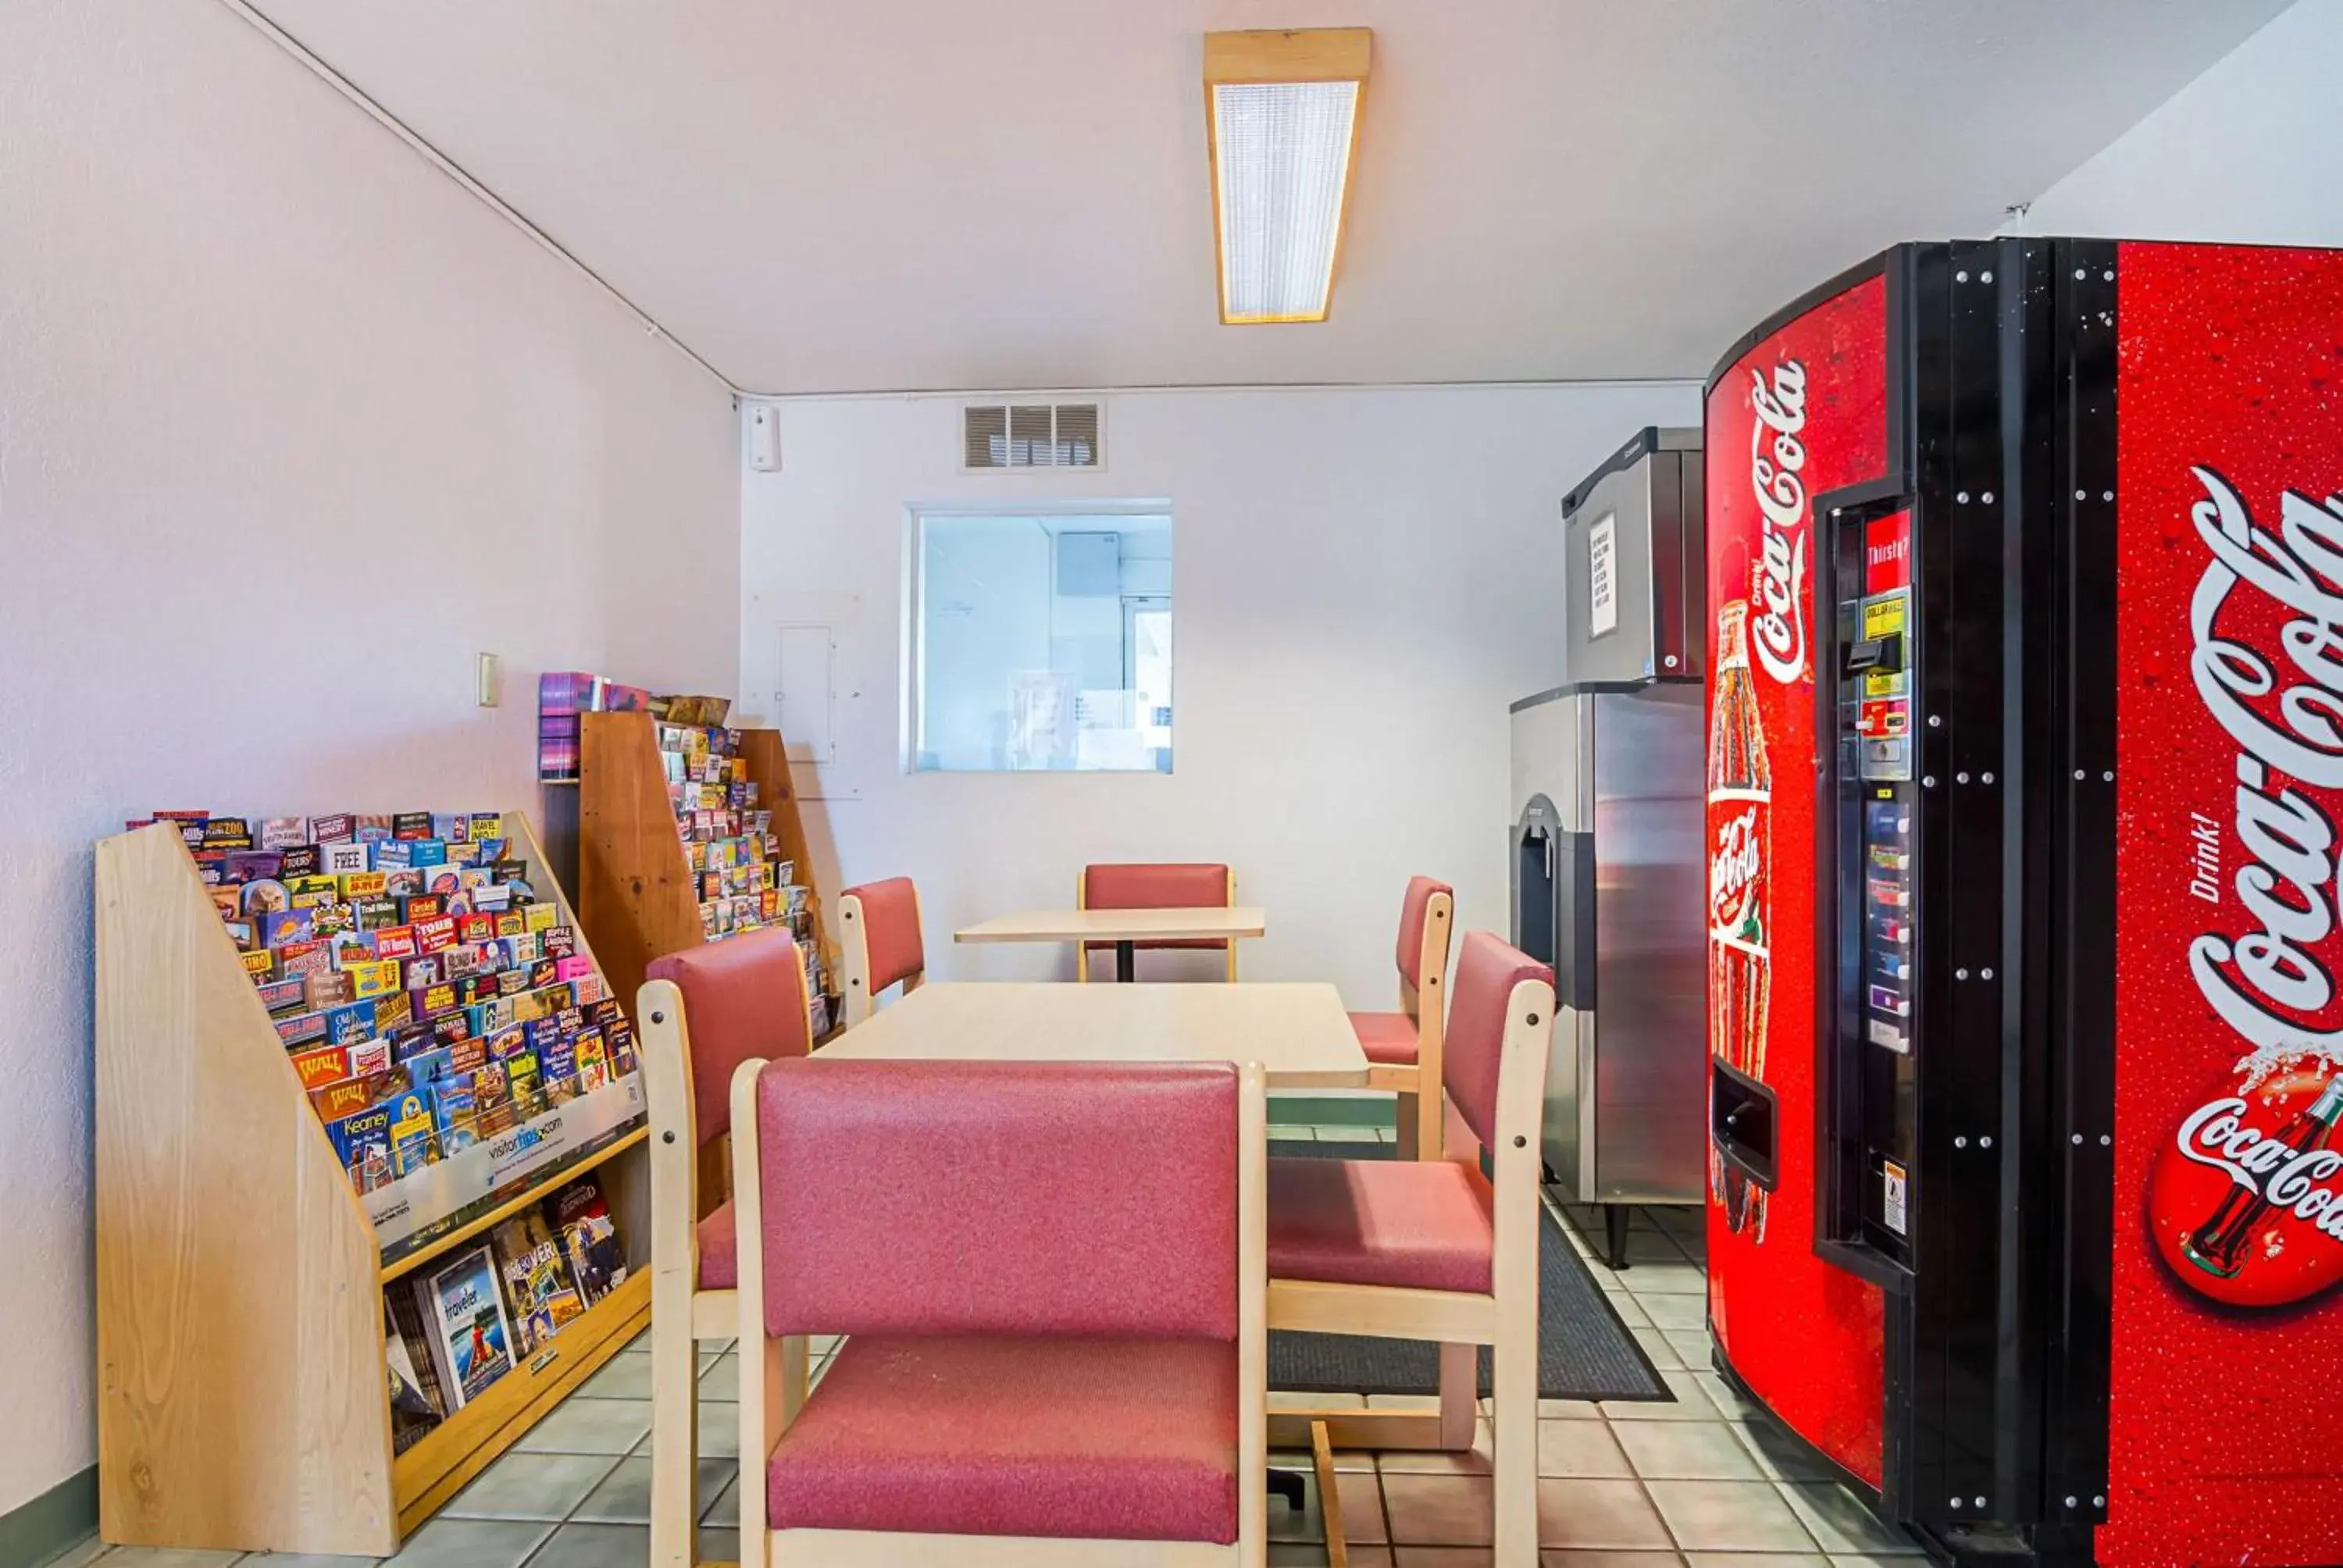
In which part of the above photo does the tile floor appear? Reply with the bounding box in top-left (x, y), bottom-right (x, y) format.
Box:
top-left (54, 1125), bottom-right (1922, 1568)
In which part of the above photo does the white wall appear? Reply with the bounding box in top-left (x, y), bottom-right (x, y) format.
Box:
top-left (2017, 1), bottom-right (2343, 244)
top-left (738, 383), bottom-right (1699, 1004)
top-left (0, 0), bottom-right (738, 1515)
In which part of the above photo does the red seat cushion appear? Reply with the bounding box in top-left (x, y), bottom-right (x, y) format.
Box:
top-left (697, 1200), bottom-right (737, 1292)
top-left (1349, 1010), bottom-right (1420, 1067)
top-left (1267, 1156), bottom-right (1493, 1294)
top-left (766, 1335), bottom-right (1238, 1543)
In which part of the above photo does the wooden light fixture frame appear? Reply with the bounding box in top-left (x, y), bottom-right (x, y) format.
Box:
top-left (1203, 27), bottom-right (1373, 326)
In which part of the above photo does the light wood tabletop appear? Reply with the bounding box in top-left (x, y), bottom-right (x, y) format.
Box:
top-left (812, 981), bottom-right (1368, 1089)
top-left (954, 905), bottom-right (1269, 944)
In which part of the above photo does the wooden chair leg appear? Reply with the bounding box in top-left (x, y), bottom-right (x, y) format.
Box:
top-left (649, 1300), bottom-right (701, 1568)
top-left (1394, 1090), bottom-right (1421, 1160)
top-left (1437, 1342), bottom-right (1478, 1452)
top-left (1311, 1420), bottom-right (1346, 1568)
top-left (1414, 1077), bottom-right (1446, 1161)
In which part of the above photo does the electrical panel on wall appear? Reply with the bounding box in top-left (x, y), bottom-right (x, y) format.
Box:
top-left (739, 591), bottom-right (864, 802)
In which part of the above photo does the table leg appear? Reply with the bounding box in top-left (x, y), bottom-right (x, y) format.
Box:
top-left (1603, 1203), bottom-right (1632, 1272)
top-left (1311, 1420), bottom-right (1348, 1568)
top-left (1116, 940), bottom-right (1136, 982)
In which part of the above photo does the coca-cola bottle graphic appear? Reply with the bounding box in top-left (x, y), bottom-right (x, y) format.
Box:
top-left (1708, 600), bottom-right (1773, 1236)
top-left (2181, 1072), bottom-right (2343, 1279)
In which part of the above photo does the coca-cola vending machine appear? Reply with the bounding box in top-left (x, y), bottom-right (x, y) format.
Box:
top-left (1703, 239), bottom-right (2343, 1568)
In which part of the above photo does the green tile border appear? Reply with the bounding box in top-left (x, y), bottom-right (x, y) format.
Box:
top-left (1267, 1092), bottom-right (1396, 1128)
top-left (0, 1466), bottom-right (97, 1568)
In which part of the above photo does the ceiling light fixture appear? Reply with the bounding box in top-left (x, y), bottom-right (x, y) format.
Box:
top-left (1204, 27), bottom-right (1371, 325)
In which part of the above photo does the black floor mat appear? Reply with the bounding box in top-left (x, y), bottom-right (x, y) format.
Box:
top-left (1266, 1139), bottom-right (1670, 1402)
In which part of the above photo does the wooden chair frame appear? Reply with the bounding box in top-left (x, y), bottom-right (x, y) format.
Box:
top-left (729, 1060), bottom-right (1271, 1568)
top-left (638, 939), bottom-right (811, 1568)
top-left (1075, 866), bottom-right (1242, 983)
top-left (1266, 972), bottom-right (1554, 1567)
top-left (1365, 886), bottom-right (1453, 1160)
top-left (836, 883), bottom-right (925, 1028)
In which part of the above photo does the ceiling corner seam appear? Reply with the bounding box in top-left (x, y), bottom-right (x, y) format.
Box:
top-left (216, 0), bottom-right (744, 398)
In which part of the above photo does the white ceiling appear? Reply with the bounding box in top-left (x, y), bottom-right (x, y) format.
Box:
top-left (251, 0), bottom-right (2290, 394)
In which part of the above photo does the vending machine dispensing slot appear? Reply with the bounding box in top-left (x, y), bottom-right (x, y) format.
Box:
top-left (1710, 1060), bottom-right (1778, 1194)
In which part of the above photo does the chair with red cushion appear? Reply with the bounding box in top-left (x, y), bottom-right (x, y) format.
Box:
top-left (1350, 876), bottom-right (1455, 1159)
top-left (1079, 862), bottom-right (1238, 982)
top-left (1265, 932), bottom-right (1553, 1566)
top-left (637, 930), bottom-right (814, 1568)
top-left (837, 876), bottom-right (926, 1026)
top-left (728, 1056), bottom-right (1268, 1568)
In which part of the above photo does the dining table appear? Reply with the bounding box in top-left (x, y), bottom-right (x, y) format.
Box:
top-left (954, 904), bottom-right (1268, 982)
top-left (811, 978), bottom-right (1367, 1088)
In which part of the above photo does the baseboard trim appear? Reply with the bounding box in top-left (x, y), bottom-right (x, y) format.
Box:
top-left (0, 1466), bottom-right (98, 1568)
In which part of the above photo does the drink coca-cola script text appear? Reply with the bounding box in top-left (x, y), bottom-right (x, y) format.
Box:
top-left (2147, 466), bottom-right (2343, 1307)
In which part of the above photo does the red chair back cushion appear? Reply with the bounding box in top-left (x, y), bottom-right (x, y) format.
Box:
top-left (646, 928), bottom-right (811, 1146)
top-left (754, 1059), bottom-right (1238, 1339)
top-left (843, 876), bottom-right (925, 996)
top-left (1443, 932), bottom-right (1553, 1149)
top-left (1395, 875), bottom-right (1454, 989)
top-left (1082, 862), bottom-right (1231, 953)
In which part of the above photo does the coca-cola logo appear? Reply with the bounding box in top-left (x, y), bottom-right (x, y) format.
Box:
top-left (2175, 1098), bottom-right (2343, 1242)
top-left (1711, 805), bottom-right (1762, 933)
top-left (2151, 1062), bottom-right (2343, 1308)
top-left (1749, 360), bottom-right (1810, 686)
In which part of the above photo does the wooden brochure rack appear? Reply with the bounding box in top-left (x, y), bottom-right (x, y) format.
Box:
top-left (93, 812), bottom-right (651, 1556)
top-left (576, 710), bottom-right (835, 1030)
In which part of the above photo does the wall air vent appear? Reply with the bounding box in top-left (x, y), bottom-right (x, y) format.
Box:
top-left (962, 401), bottom-right (1104, 471)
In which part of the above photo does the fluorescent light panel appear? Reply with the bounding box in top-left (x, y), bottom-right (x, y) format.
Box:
top-left (1212, 80), bottom-right (1358, 323)
top-left (1204, 28), bottom-right (1371, 326)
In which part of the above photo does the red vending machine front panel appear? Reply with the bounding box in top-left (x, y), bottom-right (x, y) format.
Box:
top-left (1705, 273), bottom-right (1891, 1486)
top-left (2106, 241), bottom-right (2343, 1568)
